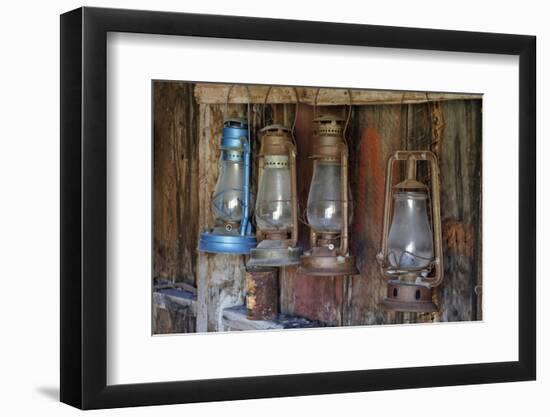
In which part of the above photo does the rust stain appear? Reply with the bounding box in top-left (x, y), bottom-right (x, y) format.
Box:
top-left (443, 221), bottom-right (473, 257)
top-left (354, 126), bottom-right (385, 259)
top-left (292, 275), bottom-right (339, 325)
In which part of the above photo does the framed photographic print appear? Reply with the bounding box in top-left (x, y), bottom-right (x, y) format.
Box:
top-left (60, 6), bottom-right (536, 410)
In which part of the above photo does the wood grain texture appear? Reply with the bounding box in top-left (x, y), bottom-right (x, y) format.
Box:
top-left (278, 100), bottom-right (482, 326)
top-left (196, 104), bottom-right (244, 331)
top-left (436, 100), bottom-right (482, 322)
top-left (153, 291), bottom-right (197, 334)
top-left (346, 104), bottom-right (406, 325)
top-left (195, 83), bottom-right (481, 106)
top-left (154, 82), bottom-right (482, 331)
top-left (153, 82), bottom-right (199, 285)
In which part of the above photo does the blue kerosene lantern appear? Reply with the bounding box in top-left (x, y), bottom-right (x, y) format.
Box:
top-left (198, 117), bottom-right (257, 254)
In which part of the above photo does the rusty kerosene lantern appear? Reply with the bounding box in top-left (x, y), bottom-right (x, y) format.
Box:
top-left (247, 88), bottom-right (302, 267)
top-left (198, 86), bottom-right (257, 254)
top-left (298, 111), bottom-right (358, 276)
top-left (377, 150), bottom-right (444, 312)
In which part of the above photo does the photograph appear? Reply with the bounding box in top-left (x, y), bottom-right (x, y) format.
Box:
top-left (152, 81), bottom-right (483, 334)
top-left (0, 0), bottom-right (544, 414)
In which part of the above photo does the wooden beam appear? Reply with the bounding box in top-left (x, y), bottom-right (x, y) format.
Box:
top-left (194, 83), bottom-right (481, 106)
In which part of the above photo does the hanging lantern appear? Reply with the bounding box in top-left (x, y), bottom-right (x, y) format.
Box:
top-left (198, 86), bottom-right (257, 254)
top-left (298, 114), bottom-right (358, 276)
top-left (377, 150), bottom-right (444, 312)
top-left (247, 124), bottom-right (302, 266)
top-left (248, 87), bottom-right (302, 267)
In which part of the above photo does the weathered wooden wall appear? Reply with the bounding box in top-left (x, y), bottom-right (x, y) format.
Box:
top-left (279, 100), bottom-right (482, 325)
top-left (153, 289), bottom-right (197, 334)
top-left (436, 100), bottom-right (482, 322)
top-left (154, 81), bottom-right (482, 333)
top-left (153, 82), bottom-right (199, 286)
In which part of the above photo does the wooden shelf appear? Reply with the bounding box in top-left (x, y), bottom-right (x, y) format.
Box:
top-left (222, 305), bottom-right (323, 331)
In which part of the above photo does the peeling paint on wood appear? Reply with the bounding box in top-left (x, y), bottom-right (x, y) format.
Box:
top-left (347, 104), bottom-right (405, 325)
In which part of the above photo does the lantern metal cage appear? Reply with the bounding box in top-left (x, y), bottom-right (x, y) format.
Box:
top-left (298, 113), bottom-right (358, 277)
top-left (247, 122), bottom-right (302, 267)
top-left (377, 150), bottom-right (444, 312)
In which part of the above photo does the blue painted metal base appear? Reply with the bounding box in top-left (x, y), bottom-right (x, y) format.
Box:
top-left (199, 231), bottom-right (257, 255)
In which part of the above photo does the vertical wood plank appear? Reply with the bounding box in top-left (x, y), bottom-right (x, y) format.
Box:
top-left (153, 82), bottom-right (199, 285)
top-left (196, 102), bottom-right (262, 332)
top-left (436, 100), bottom-right (482, 321)
top-left (347, 104), bottom-right (405, 325)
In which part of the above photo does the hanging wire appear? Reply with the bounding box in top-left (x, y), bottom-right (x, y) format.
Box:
top-left (397, 92), bottom-right (407, 151)
top-left (342, 89), bottom-right (352, 146)
top-left (313, 87), bottom-right (321, 119)
top-left (261, 85), bottom-right (273, 127)
top-left (224, 84), bottom-right (235, 120)
top-left (291, 88), bottom-right (299, 146)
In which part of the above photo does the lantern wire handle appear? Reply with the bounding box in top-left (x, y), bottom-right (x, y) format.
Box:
top-left (224, 84), bottom-right (234, 120)
top-left (290, 87), bottom-right (300, 147)
top-left (261, 87), bottom-right (300, 133)
top-left (342, 89), bottom-right (352, 146)
top-left (261, 86), bottom-right (272, 127)
top-left (401, 92), bottom-right (407, 149)
top-left (313, 87), bottom-right (320, 119)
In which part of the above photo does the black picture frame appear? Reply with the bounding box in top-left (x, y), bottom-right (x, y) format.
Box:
top-left (60, 6), bottom-right (536, 410)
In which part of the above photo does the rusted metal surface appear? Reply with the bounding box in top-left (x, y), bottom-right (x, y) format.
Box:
top-left (245, 268), bottom-right (279, 320)
top-left (299, 247), bottom-right (357, 277)
top-left (381, 281), bottom-right (437, 313)
top-left (377, 151), bottom-right (444, 289)
top-left (279, 105), bottom-right (349, 325)
top-left (298, 114), bottom-right (358, 277)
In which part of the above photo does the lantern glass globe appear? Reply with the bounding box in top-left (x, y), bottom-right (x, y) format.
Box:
top-left (306, 160), bottom-right (350, 232)
top-left (255, 158), bottom-right (292, 230)
top-left (387, 191), bottom-right (434, 269)
top-left (212, 154), bottom-right (243, 223)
